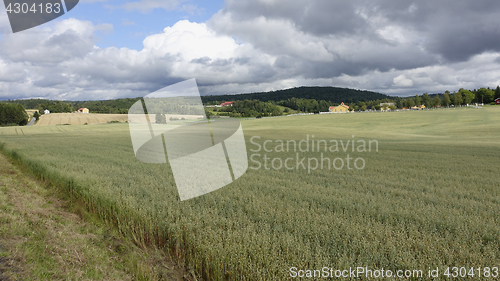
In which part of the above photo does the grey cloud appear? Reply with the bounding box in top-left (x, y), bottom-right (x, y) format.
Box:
top-left (367, 0), bottom-right (500, 62)
top-left (212, 0), bottom-right (500, 67)
top-left (416, 72), bottom-right (429, 78)
top-left (191, 57), bottom-right (211, 64)
top-left (222, 0), bottom-right (369, 37)
top-left (0, 29), bottom-right (94, 64)
top-left (234, 57), bottom-right (250, 65)
top-left (33, 73), bottom-right (69, 87)
top-left (426, 21), bottom-right (500, 62)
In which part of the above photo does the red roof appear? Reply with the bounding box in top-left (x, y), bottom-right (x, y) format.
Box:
top-left (339, 102), bottom-right (349, 109)
top-left (220, 102), bottom-right (234, 106)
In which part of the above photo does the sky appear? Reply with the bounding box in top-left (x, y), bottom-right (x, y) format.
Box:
top-left (1, 0), bottom-right (500, 100)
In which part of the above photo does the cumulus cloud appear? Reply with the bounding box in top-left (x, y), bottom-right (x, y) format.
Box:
top-left (0, 19), bottom-right (276, 99)
top-left (112, 0), bottom-right (201, 14)
top-left (1, 0), bottom-right (500, 100)
top-left (0, 19), bottom-right (111, 64)
top-left (393, 75), bottom-right (413, 87)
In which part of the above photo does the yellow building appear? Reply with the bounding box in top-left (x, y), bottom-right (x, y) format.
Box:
top-left (329, 102), bottom-right (350, 113)
top-left (411, 105), bottom-right (426, 110)
top-left (77, 108), bottom-right (89, 113)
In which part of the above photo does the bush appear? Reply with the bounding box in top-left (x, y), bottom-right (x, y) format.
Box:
top-left (155, 113), bottom-right (166, 124)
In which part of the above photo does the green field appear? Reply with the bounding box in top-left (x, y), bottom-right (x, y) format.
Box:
top-left (1, 107), bottom-right (499, 280)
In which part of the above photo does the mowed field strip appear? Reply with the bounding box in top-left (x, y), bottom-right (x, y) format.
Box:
top-left (36, 113), bottom-right (204, 126)
top-left (1, 107), bottom-right (500, 280)
top-left (36, 113), bottom-right (129, 126)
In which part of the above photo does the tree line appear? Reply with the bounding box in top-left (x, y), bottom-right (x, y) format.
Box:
top-left (395, 87), bottom-right (499, 109)
top-left (207, 100), bottom-right (283, 118)
top-left (339, 87), bottom-right (500, 112)
top-left (2, 86), bottom-right (499, 123)
top-left (4, 98), bottom-right (141, 114)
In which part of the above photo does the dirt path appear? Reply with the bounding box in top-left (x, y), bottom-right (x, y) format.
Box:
top-left (0, 153), bottom-right (194, 281)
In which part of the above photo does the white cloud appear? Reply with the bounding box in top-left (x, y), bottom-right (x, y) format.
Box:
top-left (143, 21), bottom-right (240, 61)
top-left (0, 58), bottom-right (26, 82)
top-left (116, 0), bottom-right (189, 13)
top-left (0, 18), bottom-right (110, 64)
top-left (393, 75), bottom-right (413, 87)
top-left (0, 19), bottom-right (276, 100)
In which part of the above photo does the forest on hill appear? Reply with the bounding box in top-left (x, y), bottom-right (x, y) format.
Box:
top-left (201, 86), bottom-right (390, 104)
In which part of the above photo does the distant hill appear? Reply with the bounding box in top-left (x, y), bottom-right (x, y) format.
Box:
top-left (201, 86), bottom-right (391, 104)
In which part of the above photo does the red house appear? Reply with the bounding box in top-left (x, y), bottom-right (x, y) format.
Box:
top-left (495, 98), bottom-right (500, 105)
top-left (220, 102), bottom-right (234, 106)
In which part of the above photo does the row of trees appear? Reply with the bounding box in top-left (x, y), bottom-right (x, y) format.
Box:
top-left (399, 87), bottom-right (499, 108)
top-left (6, 98), bottom-right (142, 114)
top-left (345, 87), bottom-right (500, 112)
top-left (0, 103), bottom-right (28, 126)
top-left (208, 100), bottom-right (283, 118)
top-left (277, 98), bottom-right (330, 113)
top-left (38, 101), bottom-right (74, 114)
top-left (72, 98), bottom-right (140, 114)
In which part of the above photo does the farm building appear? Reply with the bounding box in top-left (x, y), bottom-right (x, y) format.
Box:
top-left (220, 102), bottom-right (234, 107)
top-left (77, 108), bottom-right (90, 113)
top-left (44, 109), bottom-right (50, 114)
top-left (495, 98), bottom-right (500, 105)
top-left (329, 102), bottom-right (349, 113)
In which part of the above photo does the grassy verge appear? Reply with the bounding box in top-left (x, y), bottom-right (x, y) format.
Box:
top-left (0, 152), bottom-right (192, 281)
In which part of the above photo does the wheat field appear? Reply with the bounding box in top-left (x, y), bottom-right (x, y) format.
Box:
top-left (1, 107), bottom-right (499, 280)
